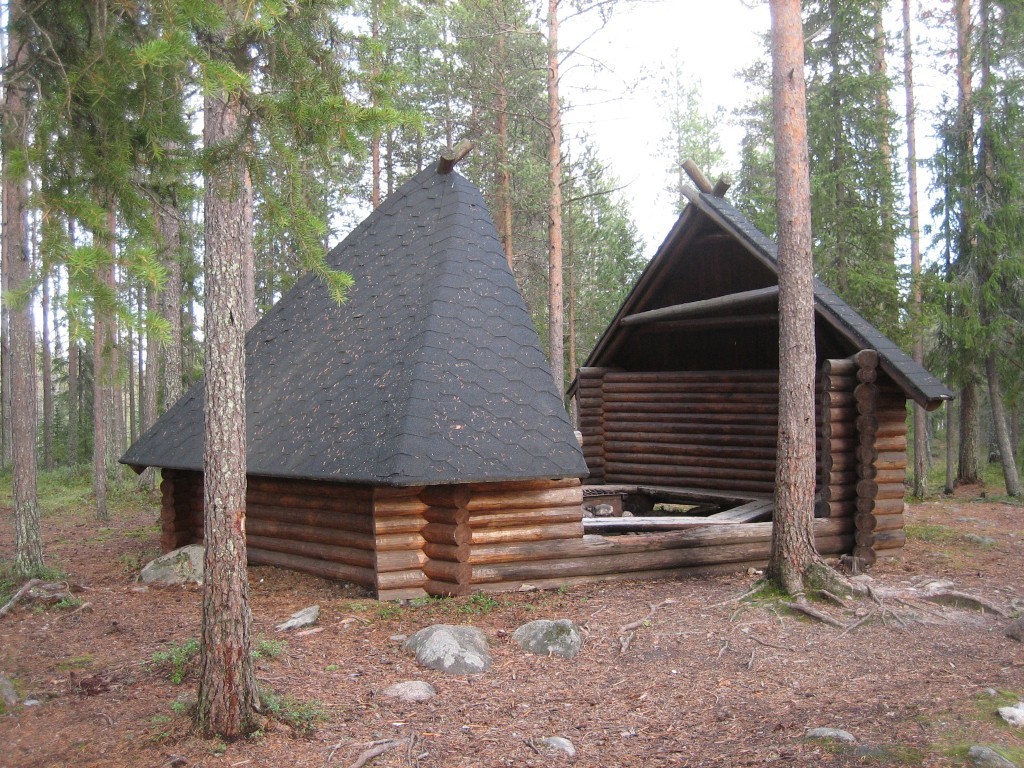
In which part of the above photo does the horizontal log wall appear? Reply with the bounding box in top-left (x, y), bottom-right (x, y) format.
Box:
top-left (470, 518), bottom-right (854, 591)
top-left (466, 479), bottom-right (584, 588)
top-left (246, 476), bottom-right (377, 590)
top-left (596, 370), bottom-right (780, 495)
top-left (157, 471), bottom-right (380, 592)
top-left (577, 367), bottom-right (613, 483)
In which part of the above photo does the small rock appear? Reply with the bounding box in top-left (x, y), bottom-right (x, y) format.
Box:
top-left (140, 545), bottom-right (205, 586)
top-left (404, 625), bottom-right (492, 674)
top-left (517, 583), bottom-right (538, 592)
top-left (1006, 618), bottom-right (1024, 643)
top-left (512, 619), bottom-right (583, 659)
top-left (0, 674), bottom-right (19, 708)
top-left (23, 699), bottom-right (41, 707)
top-left (538, 736), bottom-right (576, 756)
top-left (389, 634), bottom-right (408, 643)
top-left (381, 680), bottom-right (436, 703)
top-left (968, 745), bottom-right (1019, 768)
top-left (275, 605), bottom-right (320, 632)
top-left (806, 727), bottom-right (856, 744)
top-left (998, 702), bottom-right (1024, 727)
top-left (983, 688), bottom-right (1001, 697)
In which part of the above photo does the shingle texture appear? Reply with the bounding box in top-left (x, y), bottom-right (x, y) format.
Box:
top-left (122, 167), bottom-right (588, 486)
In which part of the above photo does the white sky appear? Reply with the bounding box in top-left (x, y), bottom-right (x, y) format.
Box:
top-left (558, 0), bottom-right (953, 260)
top-left (559, 0), bottom-right (771, 251)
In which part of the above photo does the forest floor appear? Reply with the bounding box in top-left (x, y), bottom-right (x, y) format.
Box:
top-left (0, 474), bottom-right (1022, 768)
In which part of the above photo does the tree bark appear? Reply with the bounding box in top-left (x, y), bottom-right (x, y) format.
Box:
top-left (985, 353), bottom-right (1021, 495)
top-left (41, 271), bottom-right (54, 471)
top-left (4, 0), bottom-right (44, 575)
top-left (495, 4), bottom-right (514, 272)
top-left (546, 0), bottom-right (565, 397)
top-left (767, 0), bottom-right (820, 595)
top-left (953, 0), bottom-right (981, 487)
top-left (68, 337), bottom-right (79, 465)
top-left (93, 213), bottom-right (115, 520)
top-left (957, 381), bottom-right (980, 485)
top-left (197, 71), bottom-right (259, 740)
top-left (159, 199), bottom-right (184, 408)
top-left (902, 0), bottom-right (927, 497)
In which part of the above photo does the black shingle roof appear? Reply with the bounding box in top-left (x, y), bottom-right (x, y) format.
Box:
top-left (575, 190), bottom-right (953, 410)
top-left (122, 166), bottom-right (588, 486)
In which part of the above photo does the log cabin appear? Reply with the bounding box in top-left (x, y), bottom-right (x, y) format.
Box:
top-left (123, 156), bottom-right (953, 599)
top-left (566, 171), bottom-right (954, 576)
top-left (122, 155), bottom-right (591, 600)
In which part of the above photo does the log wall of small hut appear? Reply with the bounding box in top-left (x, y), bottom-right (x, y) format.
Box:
top-left (575, 351), bottom-right (908, 568)
top-left (159, 470), bottom-right (380, 591)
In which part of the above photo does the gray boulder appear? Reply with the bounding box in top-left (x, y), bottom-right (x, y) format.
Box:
top-left (140, 545), bottom-right (205, 586)
top-left (404, 625), bottom-right (492, 674)
top-left (538, 736), bottom-right (576, 757)
top-left (512, 619), bottom-right (583, 659)
top-left (806, 727), bottom-right (856, 744)
top-left (1007, 617), bottom-right (1024, 643)
top-left (968, 745), bottom-right (1019, 768)
top-left (275, 605), bottom-right (320, 632)
top-left (0, 674), bottom-right (18, 709)
top-left (999, 702), bottom-right (1024, 727)
top-left (381, 680), bottom-right (436, 703)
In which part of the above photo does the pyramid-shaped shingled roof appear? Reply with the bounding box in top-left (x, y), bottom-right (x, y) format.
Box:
top-left (122, 165), bottom-right (588, 486)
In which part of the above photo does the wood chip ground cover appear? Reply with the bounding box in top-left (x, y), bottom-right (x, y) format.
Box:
top-left (0, 484), bottom-right (1022, 767)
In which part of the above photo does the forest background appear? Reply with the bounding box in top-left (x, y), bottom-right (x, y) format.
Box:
top-left (1, 0), bottom-right (1022, 562)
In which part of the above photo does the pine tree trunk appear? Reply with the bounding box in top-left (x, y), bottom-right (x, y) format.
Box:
top-left (985, 353), bottom-right (1021, 496)
top-left (127, 301), bottom-right (137, 445)
top-left (952, 0), bottom-right (981, 488)
top-left (160, 202), bottom-right (184, 408)
top-left (767, 0), bottom-right (820, 595)
top-left (241, 166), bottom-right (256, 332)
top-left (4, 0), bottom-right (44, 575)
top-left (41, 272), bottom-right (55, 471)
top-left (139, 282), bottom-right (159, 488)
top-left (495, 8), bottom-right (514, 272)
top-left (903, 0), bottom-right (927, 497)
top-left (111, 298), bottom-right (125, 484)
top-left (68, 339), bottom-right (79, 465)
top-left (546, 0), bottom-right (565, 397)
top-left (93, 210), bottom-right (116, 524)
top-left (958, 382), bottom-right (981, 485)
top-left (974, 0), bottom-right (1020, 497)
top-left (945, 399), bottom-right (956, 494)
top-left (197, 74), bottom-right (259, 741)
top-left (1, 230), bottom-right (11, 469)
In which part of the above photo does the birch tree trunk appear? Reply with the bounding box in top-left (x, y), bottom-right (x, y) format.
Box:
top-left (767, 0), bottom-right (820, 595)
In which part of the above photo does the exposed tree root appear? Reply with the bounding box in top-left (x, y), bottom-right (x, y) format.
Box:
top-left (343, 738), bottom-right (411, 768)
top-left (0, 579), bottom-right (41, 619)
top-left (618, 599), bottom-right (677, 653)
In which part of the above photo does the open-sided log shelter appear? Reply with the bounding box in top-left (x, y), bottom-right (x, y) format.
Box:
top-left (124, 159), bottom-right (954, 599)
top-left (122, 160), bottom-right (590, 600)
top-left (568, 175), bottom-right (954, 573)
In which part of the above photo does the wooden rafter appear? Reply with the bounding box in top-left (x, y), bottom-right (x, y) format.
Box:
top-left (620, 286), bottom-right (779, 328)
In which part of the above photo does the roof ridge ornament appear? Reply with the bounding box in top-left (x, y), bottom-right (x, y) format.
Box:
top-left (682, 158), bottom-right (732, 198)
top-left (437, 139), bottom-right (476, 174)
